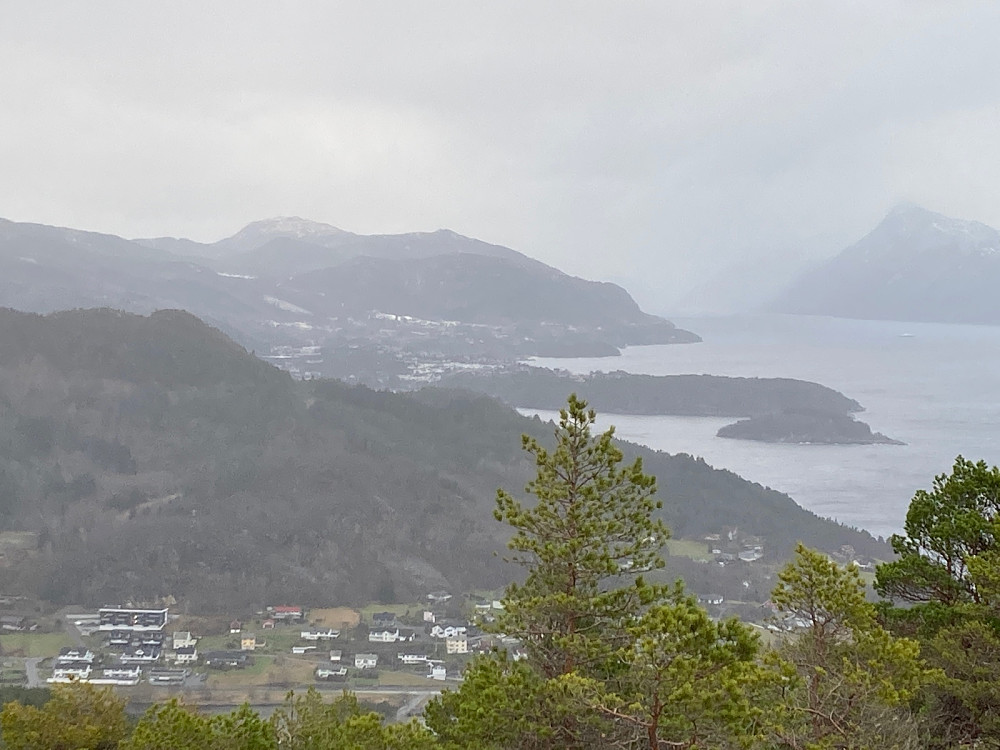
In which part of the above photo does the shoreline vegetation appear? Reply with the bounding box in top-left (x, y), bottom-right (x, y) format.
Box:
top-left (717, 409), bottom-right (905, 445)
top-left (438, 366), bottom-right (864, 417)
top-left (438, 366), bottom-right (902, 445)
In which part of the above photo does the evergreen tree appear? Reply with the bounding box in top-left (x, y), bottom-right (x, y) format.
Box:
top-left (269, 689), bottom-right (435, 750)
top-left (876, 456), bottom-right (1000, 606)
top-left (771, 544), bottom-right (925, 749)
top-left (589, 584), bottom-right (769, 749)
top-left (874, 457), bottom-right (1000, 748)
top-left (492, 393), bottom-right (669, 680)
top-left (428, 395), bottom-right (766, 750)
top-left (0, 682), bottom-right (128, 750)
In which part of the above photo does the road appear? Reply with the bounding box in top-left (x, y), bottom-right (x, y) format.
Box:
top-left (395, 691), bottom-right (434, 722)
top-left (24, 657), bottom-right (43, 688)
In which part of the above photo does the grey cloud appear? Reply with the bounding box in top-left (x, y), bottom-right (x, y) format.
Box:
top-left (1, 1), bottom-right (998, 313)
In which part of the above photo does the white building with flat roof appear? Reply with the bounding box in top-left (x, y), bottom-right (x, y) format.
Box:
top-left (98, 607), bottom-right (168, 632)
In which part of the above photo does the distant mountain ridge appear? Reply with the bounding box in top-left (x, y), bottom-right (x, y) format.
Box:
top-left (0, 216), bottom-right (699, 384)
top-left (771, 205), bottom-right (1000, 324)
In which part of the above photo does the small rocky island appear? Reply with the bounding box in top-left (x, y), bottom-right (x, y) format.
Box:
top-left (717, 410), bottom-right (904, 445)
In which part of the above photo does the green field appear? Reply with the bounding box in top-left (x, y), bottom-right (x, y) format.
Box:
top-left (195, 634), bottom-right (240, 653)
top-left (250, 631), bottom-right (306, 653)
top-left (377, 670), bottom-right (434, 687)
top-left (665, 538), bottom-right (711, 562)
top-left (0, 666), bottom-right (26, 685)
top-left (358, 603), bottom-right (423, 622)
top-left (0, 633), bottom-right (74, 658)
top-left (206, 655), bottom-right (276, 687)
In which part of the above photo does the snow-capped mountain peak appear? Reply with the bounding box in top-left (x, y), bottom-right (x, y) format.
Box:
top-left (212, 216), bottom-right (355, 254)
top-left (875, 204), bottom-right (1000, 257)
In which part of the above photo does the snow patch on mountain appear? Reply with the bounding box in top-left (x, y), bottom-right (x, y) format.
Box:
top-left (264, 296), bottom-right (312, 315)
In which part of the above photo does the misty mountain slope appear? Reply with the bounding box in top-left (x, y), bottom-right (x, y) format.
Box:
top-left (198, 230), bottom-right (544, 279)
top-left (139, 218), bottom-right (527, 271)
top-left (0, 219), bottom-right (272, 323)
top-left (771, 205), bottom-right (1000, 324)
top-left (0, 308), bottom-right (883, 610)
top-left (0, 215), bottom-right (700, 381)
top-left (136, 217), bottom-right (356, 259)
top-left (282, 252), bottom-right (676, 330)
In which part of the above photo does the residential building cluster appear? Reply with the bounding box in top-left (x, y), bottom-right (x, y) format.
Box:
top-left (49, 592), bottom-right (512, 688)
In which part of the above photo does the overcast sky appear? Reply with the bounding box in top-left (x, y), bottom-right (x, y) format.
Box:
top-left (2, 1), bottom-right (999, 313)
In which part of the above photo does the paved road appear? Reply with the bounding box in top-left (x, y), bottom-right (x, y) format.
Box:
top-left (395, 692), bottom-right (433, 722)
top-left (57, 608), bottom-right (88, 647)
top-left (24, 657), bottom-right (43, 688)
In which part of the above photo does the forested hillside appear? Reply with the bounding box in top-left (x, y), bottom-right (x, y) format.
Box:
top-left (0, 308), bottom-right (884, 611)
top-left (439, 366), bottom-right (863, 416)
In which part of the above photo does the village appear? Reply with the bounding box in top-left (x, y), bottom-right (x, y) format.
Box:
top-left (0, 590), bottom-right (519, 701)
top-left (0, 531), bottom-right (879, 702)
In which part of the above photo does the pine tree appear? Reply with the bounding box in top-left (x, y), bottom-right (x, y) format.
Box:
top-left (770, 544), bottom-right (924, 749)
top-left (492, 393), bottom-right (669, 680)
top-left (428, 395), bottom-right (766, 750)
top-left (874, 457), bottom-right (1000, 748)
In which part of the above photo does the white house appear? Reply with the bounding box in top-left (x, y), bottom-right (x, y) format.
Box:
top-left (355, 653), bottom-right (378, 669)
top-left (102, 667), bottom-right (142, 681)
top-left (120, 646), bottom-right (161, 664)
top-left (368, 628), bottom-right (400, 643)
top-left (329, 649), bottom-right (343, 662)
top-left (316, 666), bottom-right (348, 679)
top-left (398, 653), bottom-right (429, 665)
top-left (174, 646), bottom-right (198, 664)
top-left (292, 645), bottom-right (316, 655)
top-left (301, 629), bottom-right (340, 641)
top-left (57, 647), bottom-right (95, 663)
top-left (172, 631), bottom-right (197, 650)
top-left (369, 628), bottom-right (415, 643)
top-left (98, 607), bottom-right (168, 632)
top-left (430, 624), bottom-right (466, 639)
top-left (49, 664), bottom-right (92, 682)
top-left (428, 664), bottom-right (447, 681)
top-left (91, 667), bottom-right (142, 685)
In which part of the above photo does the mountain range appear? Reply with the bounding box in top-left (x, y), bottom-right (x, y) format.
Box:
top-left (0, 216), bottom-right (698, 386)
top-left (772, 204), bottom-right (1000, 324)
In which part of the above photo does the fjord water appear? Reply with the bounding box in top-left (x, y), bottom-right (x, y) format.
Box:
top-left (528, 314), bottom-right (1000, 540)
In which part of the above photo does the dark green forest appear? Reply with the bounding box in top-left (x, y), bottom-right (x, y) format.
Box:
top-left (0, 308), bottom-right (883, 611)
top-left (439, 366), bottom-right (863, 416)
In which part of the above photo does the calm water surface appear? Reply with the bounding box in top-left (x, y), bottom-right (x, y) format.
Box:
top-left (527, 315), bottom-right (1000, 540)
